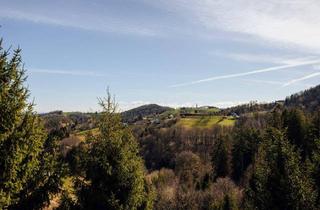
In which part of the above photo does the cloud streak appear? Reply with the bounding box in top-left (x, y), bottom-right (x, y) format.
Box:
top-left (29, 68), bottom-right (108, 77)
top-left (171, 58), bottom-right (320, 87)
top-left (0, 3), bottom-right (159, 37)
top-left (283, 72), bottom-right (320, 87)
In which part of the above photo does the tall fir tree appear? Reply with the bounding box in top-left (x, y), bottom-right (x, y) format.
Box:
top-left (282, 109), bottom-right (309, 158)
top-left (231, 128), bottom-right (260, 183)
top-left (245, 128), bottom-right (316, 210)
top-left (212, 135), bottom-right (230, 180)
top-left (74, 90), bottom-right (153, 210)
top-left (0, 39), bottom-right (64, 209)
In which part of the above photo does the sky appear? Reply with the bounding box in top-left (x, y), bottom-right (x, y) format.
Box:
top-left (1, 0), bottom-right (320, 112)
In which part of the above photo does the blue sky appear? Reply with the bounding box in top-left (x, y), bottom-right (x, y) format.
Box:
top-left (1, 0), bottom-right (320, 112)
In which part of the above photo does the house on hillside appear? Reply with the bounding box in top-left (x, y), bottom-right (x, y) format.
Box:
top-left (230, 112), bottom-right (240, 119)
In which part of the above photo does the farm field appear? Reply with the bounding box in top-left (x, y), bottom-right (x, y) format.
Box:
top-left (177, 115), bottom-right (236, 128)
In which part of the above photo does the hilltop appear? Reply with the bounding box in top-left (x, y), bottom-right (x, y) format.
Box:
top-left (285, 84), bottom-right (320, 111)
top-left (220, 84), bottom-right (320, 115)
top-left (121, 104), bottom-right (173, 123)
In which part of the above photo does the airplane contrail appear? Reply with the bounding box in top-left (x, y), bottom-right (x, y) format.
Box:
top-left (283, 72), bottom-right (320, 87)
top-left (170, 58), bottom-right (320, 88)
top-left (29, 68), bottom-right (108, 77)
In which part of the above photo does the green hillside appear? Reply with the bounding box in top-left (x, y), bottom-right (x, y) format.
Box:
top-left (177, 115), bottom-right (236, 128)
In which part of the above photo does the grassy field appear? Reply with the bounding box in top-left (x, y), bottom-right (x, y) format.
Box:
top-left (74, 128), bottom-right (99, 141)
top-left (177, 116), bottom-right (235, 128)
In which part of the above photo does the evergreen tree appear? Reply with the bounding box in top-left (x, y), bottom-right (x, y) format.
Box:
top-left (74, 90), bottom-right (152, 210)
top-left (231, 128), bottom-right (260, 183)
top-left (282, 109), bottom-right (309, 158)
top-left (269, 103), bottom-right (284, 129)
top-left (307, 110), bottom-right (320, 156)
top-left (212, 135), bottom-right (230, 180)
top-left (11, 135), bottom-right (67, 210)
top-left (311, 138), bottom-right (320, 205)
top-left (314, 110), bottom-right (320, 138)
top-left (245, 128), bottom-right (316, 210)
top-left (0, 40), bottom-right (63, 209)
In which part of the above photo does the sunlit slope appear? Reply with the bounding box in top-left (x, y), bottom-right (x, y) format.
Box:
top-left (177, 116), bottom-right (236, 128)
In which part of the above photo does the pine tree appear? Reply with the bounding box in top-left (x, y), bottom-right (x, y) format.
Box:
top-left (0, 39), bottom-right (63, 209)
top-left (75, 90), bottom-right (152, 210)
top-left (311, 138), bottom-right (320, 206)
top-left (282, 109), bottom-right (309, 158)
top-left (212, 135), bottom-right (230, 180)
top-left (231, 128), bottom-right (260, 183)
top-left (245, 128), bottom-right (316, 210)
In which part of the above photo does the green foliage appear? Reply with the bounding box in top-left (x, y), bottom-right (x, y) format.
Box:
top-left (310, 138), bottom-right (320, 204)
top-left (73, 91), bottom-right (152, 210)
top-left (231, 128), bottom-right (260, 183)
top-left (121, 104), bottom-right (172, 123)
top-left (212, 135), bottom-right (230, 180)
top-left (285, 84), bottom-right (320, 112)
top-left (0, 39), bottom-right (64, 209)
top-left (283, 109), bottom-right (308, 154)
top-left (12, 136), bottom-right (67, 210)
top-left (245, 128), bottom-right (317, 210)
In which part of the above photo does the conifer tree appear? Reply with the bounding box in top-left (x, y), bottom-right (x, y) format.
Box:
top-left (231, 128), bottom-right (260, 183)
top-left (245, 128), bottom-right (316, 210)
top-left (0, 39), bottom-right (63, 209)
top-left (282, 109), bottom-right (309, 157)
top-left (75, 90), bottom-right (152, 210)
top-left (311, 139), bottom-right (320, 206)
top-left (212, 135), bottom-right (230, 180)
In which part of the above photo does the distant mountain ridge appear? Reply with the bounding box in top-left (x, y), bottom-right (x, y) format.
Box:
top-left (121, 104), bottom-right (172, 123)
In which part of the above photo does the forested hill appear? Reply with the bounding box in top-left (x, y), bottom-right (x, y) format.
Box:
top-left (285, 84), bottom-right (320, 111)
top-left (121, 104), bottom-right (172, 123)
top-left (221, 84), bottom-right (320, 115)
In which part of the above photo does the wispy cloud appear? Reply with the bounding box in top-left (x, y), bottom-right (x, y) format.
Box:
top-left (29, 68), bottom-right (107, 77)
top-left (0, 4), bottom-right (159, 37)
top-left (154, 0), bottom-right (320, 52)
top-left (283, 72), bottom-right (320, 87)
top-left (171, 58), bottom-right (320, 87)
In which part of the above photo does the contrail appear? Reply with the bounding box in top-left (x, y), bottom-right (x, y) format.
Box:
top-left (283, 72), bottom-right (320, 87)
top-left (29, 68), bottom-right (108, 77)
top-left (170, 58), bottom-right (320, 87)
